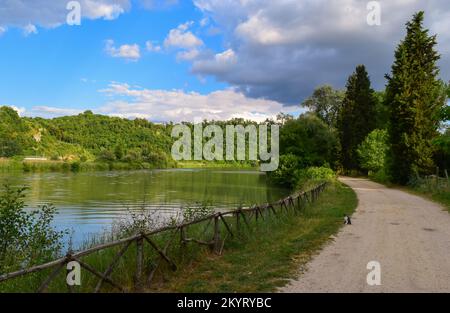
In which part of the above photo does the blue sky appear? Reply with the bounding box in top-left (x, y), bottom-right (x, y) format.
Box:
top-left (0, 1), bottom-right (229, 117)
top-left (0, 0), bottom-right (448, 122)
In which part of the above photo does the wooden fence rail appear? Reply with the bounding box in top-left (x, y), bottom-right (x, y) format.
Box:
top-left (0, 182), bottom-right (328, 292)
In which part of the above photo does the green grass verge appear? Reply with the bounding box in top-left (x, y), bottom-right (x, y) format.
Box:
top-left (155, 182), bottom-right (357, 293)
top-left (368, 175), bottom-right (450, 213)
top-left (401, 186), bottom-right (450, 213)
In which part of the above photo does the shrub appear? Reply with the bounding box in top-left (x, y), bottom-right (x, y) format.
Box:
top-left (0, 185), bottom-right (66, 273)
top-left (357, 129), bottom-right (389, 173)
top-left (294, 166), bottom-right (336, 189)
top-left (97, 149), bottom-right (116, 162)
top-left (268, 154), bottom-right (301, 188)
top-left (70, 162), bottom-right (81, 172)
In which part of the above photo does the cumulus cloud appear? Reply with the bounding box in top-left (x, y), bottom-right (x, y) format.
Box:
top-left (105, 40), bottom-right (141, 61)
top-left (146, 41), bottom-right (162, 52)
top-left (193, 49), bottom-right (237, 74)
top-left (192, 0), bottom-right (450, 104)
top-left (98, 82), bottom-right (297, 122)
top-left (23, 24), bottom-right (38, 36)
top-left (29, 106), bottom-right (83, 118)
top-left (0, 0), bottom-right (131, 29)
top-left (164, 21), bottom-right (203, 49)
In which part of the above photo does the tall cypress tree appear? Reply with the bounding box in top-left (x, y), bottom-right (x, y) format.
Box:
top-left (385, 12), bottom-right (445, 184)
top-left (339, 65), bottom-right (377, 172)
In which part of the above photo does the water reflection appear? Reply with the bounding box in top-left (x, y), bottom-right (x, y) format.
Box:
top-left (0, 169), bottom-right (289, 247)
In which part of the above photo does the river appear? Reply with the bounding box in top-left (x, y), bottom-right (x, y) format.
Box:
top-left (0, 168), bottom-right (289, 248)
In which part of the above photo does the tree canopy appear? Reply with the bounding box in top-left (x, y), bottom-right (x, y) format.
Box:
top-left (385, 11), bottom-right (446, 184)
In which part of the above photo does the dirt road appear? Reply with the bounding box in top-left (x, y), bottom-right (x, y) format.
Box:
top-left (280, 177), bottom-right (450, 293)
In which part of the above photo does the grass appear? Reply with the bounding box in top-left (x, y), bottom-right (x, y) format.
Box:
top-left (403, 181), bottom-right (450, 212)
top-left (0, 181), bottom-right (357, 293)
top-left (367, 173), bottom-right (450, 213)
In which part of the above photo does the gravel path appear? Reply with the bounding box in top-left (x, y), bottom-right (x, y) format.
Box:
top-left (280, 177), bottom-right (450, 293)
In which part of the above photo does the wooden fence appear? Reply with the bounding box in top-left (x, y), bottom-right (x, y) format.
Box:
top-left (418, 168), bottom-right (449, 189)
top-left (0, 182), bottom-right (328, 293)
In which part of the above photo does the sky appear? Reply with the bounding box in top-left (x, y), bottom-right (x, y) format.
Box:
top-left (0, 0), bottom-right (449, 122)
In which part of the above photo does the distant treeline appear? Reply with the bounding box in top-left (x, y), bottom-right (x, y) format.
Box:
top-left (0, 108), bottom-right (271, 170)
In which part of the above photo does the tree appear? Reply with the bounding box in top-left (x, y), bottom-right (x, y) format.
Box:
top-left (385, 12), bottom-right (447, 184)
top-left (338, 65), bottom-right (378, 172)
top-left (302, 85), bottom-right (344, 128)
top-left (357, 129), bottom-right (389, 173)
top-left (0, 186), bottom-right (65, 273)
top-left (280, 113), bottom-right (338, 168)
top-left (0, 106), bottom-right (29, 157)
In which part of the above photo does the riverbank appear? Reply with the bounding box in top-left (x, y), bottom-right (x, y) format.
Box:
top-left (0, 158), bottom-right (256, 173)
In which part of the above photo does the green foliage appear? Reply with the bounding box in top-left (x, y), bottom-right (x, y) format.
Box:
top-left (293, 166), bottom-right (336, 190)
top-left (1, 109), bottom-right (174, 168)
top-left (280, 113), bottom-right (338, 169)
top-left (0, 185), bottom-right (66, 274)
top-left (357, 129), bottom-right (389, 173)
top-left (433, 129), bottom-right (450, 170)
top-left (0, 107), bottom-right (30, 157)
top-left (301, 85), bottom-right (345, 128)
top-left (386, 12), bottom-right (446, 184)
top-left (338, 65), bottom-right (378, 172)
top-left (268, 154), bottom-right (301, 188)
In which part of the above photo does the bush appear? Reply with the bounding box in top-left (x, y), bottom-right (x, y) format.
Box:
top-left (0, 185), bottom-right (66, 273)
top-left (268, 154), bottom-right (301, 188)
top-left (357, 129), bottom-right (389, 173)
top-left (294, 166), bottom-right (336, 189)
top-left (369, 168), bottom-right (391, 184)
top-left (280, 113), bottom-right (338, 168)
top-left (97, 149), bottom-right (116, 162)
top-left (71, 162), bottom-right (81, 172)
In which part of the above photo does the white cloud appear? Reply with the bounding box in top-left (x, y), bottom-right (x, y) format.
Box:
top-left (164, 22), bottom-right (203, 49)
top-left (0, 26), bottom-right (7, 36)
top-left (200, 17), bottom-right (209, 27)
top-left (146, 41), bottom-right (162, 52)
top-left (30, 106), bottom-right (83, 118)
top-left (23, 24), bottom-right (38, 36)
top-left (0, 1), bottom-right (132, 29)
top-left (105, 40), bottom-right (141, 61)
top-left (177, 49), bottom-right (201, 61)
top-left (193, 49), bottom-right (237, 74)
top-left (98, 82), bottom-right (296, 122)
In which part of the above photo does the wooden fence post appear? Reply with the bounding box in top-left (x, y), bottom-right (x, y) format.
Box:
top-left (436, 167), bottom-right (440, 188)
top-left (236, 211), bottom-right (241, 233)
top-left (213, 215), bottom-right (221, 255)
top-left (180, 226), bottom-right (187, 251)
top-left (135, 236), bottom-right (144, 291)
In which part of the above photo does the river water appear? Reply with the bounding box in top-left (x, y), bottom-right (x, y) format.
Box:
top-left (0, 168), bottom-right (289, 248)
